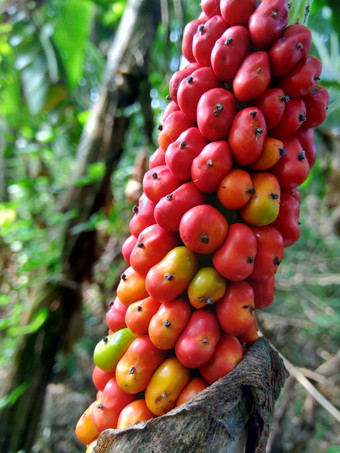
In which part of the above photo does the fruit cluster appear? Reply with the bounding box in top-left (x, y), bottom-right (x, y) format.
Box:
top-left (76, 0), bottom-right (328, 450)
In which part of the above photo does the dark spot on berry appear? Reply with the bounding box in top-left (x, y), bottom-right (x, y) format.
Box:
top-left (225, 37), bottom-right (233, 45)
top-left (201, 233), bottom-right (209, 244)
top-left (298, 150), bottom-right (306, 161)
top-left (133, 205), bottom-right (139, 214)
top-left (163, 319), bottom-right (171, 327)
top-left (180, 140), bottom-right (187, 148)
top-left (137, 305), bottom-right (142, 312)
top-left (152, 172), bottom-right (158, 179)
top-left (198, 24), bottom-right (205, 34)
top-left (216, 103), bottom-right (224, 111)
top-left (299, 114), bottom-right (307, 122)
top-left (166, 94), bottom-right (171, 100)
top-left (281, 95), bottom-right (290, 102)
top-left (207, 159), bottom-right (213, 167)
top-left (271, 193), bottom-right (279, 200)
top-left (202, 338), bottom-right (209, 344)
top-left (279, 148), bottom-right (286, 156)
top-left (98, 403), bottom-right (104, 409)
top-left (102, 336), bottom-right (108, 343)
top-left (247, 256), bottom-right (254, 263)
top-left (250, 110), bottom-right (257, 118)
top-left (274, 256), bottom-right (281, 266)
top-left (137, 242), bottom-right (144, 248)
top-left (297, 42), bottom-right (304, 50)
top-left (129, 366), bottom-right (135, 375)
top-left (248, 188), bottom-right (256, 194)
top-left (166, 194), bottom-right (172, 200)
top-left (109, 300), bottom-right (114, 307)
top-left (186, 75), bottom-right (193, 83)
top-left (255, 127), bottom-right (263, 136)
top-left (165, 273), bottom-right (174, 281)
top-left (271, 10), bottom-right (278, 17)
top-left (157, 124), bottom-right (163, 131)
top-left (121, 272), bottom-right (127, 280)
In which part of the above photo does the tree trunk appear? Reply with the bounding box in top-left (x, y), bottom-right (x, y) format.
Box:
top-left (0, 1), bottom-right (160, 452)
top-left (95, 338), bottom-right (288, 453)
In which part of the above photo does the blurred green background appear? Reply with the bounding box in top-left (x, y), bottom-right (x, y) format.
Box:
top-left (0, 0), bottom-right (339, 452)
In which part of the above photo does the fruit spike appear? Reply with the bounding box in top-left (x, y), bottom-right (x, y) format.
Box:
top-left (76, 0), bottom-right (328, 443)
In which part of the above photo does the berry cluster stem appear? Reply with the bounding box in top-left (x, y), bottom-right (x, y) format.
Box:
top-left (288, 0), bottom-right (314, 26)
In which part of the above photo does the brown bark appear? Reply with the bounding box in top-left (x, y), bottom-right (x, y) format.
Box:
top-left (0, 1), bottom-right (159, 452)
top-left (95, 338), bottom-right (288, 453)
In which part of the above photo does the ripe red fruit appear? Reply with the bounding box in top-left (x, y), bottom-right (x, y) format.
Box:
top-left (213, 223), bottom-right (257, 281)
top-left (201, 0), bottom-right (221, 17)
top-left (165, 128), bottom-right (208, 181)
top-left (278, 55), bottom-right (322, 98)
top-left (270, 98), bottom-right (307, 138)
top-left (179, 204), bottom-right (229, 255)
top-left (192, 15), bottom-right (228, 67)
top-left (130, 223), bottom-right (180, 276)
top-left (211, 26), bottom-right (251, 83)
top-left (254, 88), bottom-right (287, 130)
top-left (91, 378), bottom-right (134, 432)
top-left (293, 128), bottom-right (317, 168)
top-left (248, 277), bottom-right (275, 309)
top-left (143, 165), bottom-right (181, 203)
top-left (196, 88), bottom-right (236, 141)
top-left (220, 0), bottom-right (257, 26)
top-left (177, 67), bottom-right (222, 121)
top-left (216, 281), bottom-right (256, 336)
top-left (122, 234), bottom-right (137, 265)
top-left (175, 309), bottom-right (221, 368)
top-left (158, 111), bottom-right (194, 151)
top-left (92, 367), bottom-right (115, 392)
top-left (169, 62), bottom-right (200, 103)
top-left (161, 100), bottom-right (179, 123)
top-left (233, 52), bottom-right (271, 102)
top-left (154, 182), bottom-right (206, 232)
top-left (199, 334), bottom-right (243, 384)
top-left (272, 136), bottom-right (310, 190)
top-left (182, 21), bottom-right (206, 63)
top-left (228, 107), bottom-right (267, 165)
top-left (302, 85), bottom-right (329, 128)
top-left (248, 0), bottom-right (289, 50)
top-left (105, 297), bottom-right (127, 333)
top-left (269, 24), bottom-right (312, 78)
top-left (191, 140), bottom-right (233, 193)
top-left (129, 193), bottom-right (155, 237)
top-left (271, 192), bottom-right (300, 247)
top-left (250, 226), bottom-right (284, 281)
top-left (149, 147), bottom-right (166, 169)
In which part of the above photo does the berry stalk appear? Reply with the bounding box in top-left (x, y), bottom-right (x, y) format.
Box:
top-left (288, 0), bottom-right (314, 26)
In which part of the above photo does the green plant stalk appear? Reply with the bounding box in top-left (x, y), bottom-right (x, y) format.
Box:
top-left (288, 0), bottom-right (314, 26)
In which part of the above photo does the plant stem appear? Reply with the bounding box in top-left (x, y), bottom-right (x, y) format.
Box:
top-left (288, 0), bottom-right (314, 26)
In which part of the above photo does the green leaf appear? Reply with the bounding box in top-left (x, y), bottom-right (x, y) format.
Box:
top-left (21, 54), bottom-right (48, 114)
top-left (0, 382), bottom-right (30, 409)
top-left (52, 0), bottom-right (94, 87)
top-left (8, 308), bottom-right (49, 336)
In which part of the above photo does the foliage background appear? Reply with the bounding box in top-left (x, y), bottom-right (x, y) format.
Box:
top-left (0, 0), bottom-right (339, 451)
